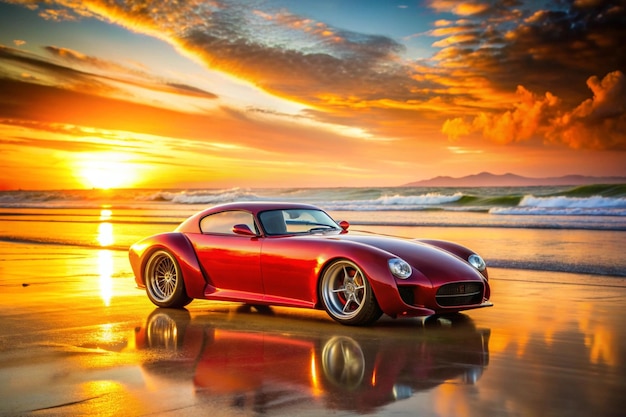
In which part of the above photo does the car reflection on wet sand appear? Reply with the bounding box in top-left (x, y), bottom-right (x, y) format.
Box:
top-left (133, 308), bottom-right (490, 414)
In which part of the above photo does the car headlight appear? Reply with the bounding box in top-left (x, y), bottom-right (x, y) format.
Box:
top-left (468, 254), bottom-right (486, 272)
top-left (388, 258), bottom-right (412, 279)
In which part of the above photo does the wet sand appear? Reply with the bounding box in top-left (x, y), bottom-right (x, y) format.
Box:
top-left (1, 241), bottom-right (626, 416)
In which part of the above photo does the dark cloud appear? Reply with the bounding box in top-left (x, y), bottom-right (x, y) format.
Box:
top-left (171, 3), bottom-right (413, 104)
top-left (430, 0), bottom-right (626, 104)
top-left (44, 45), bottom-right (136, 73)
top-left (1, 44), bottom-right (218, 100)
top-left (164, 83), bottom-right (217, 99)
top-left (0, 44), bottom-right (96, 82)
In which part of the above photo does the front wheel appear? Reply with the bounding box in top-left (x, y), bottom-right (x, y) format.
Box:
top-left (144, 249), bottom-right (192, 308)
top-left (320, 259), bottom-right (382, 326)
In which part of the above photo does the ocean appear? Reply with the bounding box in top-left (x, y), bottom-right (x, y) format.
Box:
top-left (1, 184), bottom-right (625, 277)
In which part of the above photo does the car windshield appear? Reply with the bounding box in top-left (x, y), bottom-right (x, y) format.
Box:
top-left (259, 209), bottom-right (341, 236)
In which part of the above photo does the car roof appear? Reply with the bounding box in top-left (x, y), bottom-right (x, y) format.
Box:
top-left (175, 201), bottom-right (326, 233)
top-left (201, 201), bottom-right (323, 216)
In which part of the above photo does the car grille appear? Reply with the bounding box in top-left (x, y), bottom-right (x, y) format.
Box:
top-left (436, 282), bottom-right (484, 307)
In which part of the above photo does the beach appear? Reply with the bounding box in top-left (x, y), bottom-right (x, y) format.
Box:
top-left (1, 186), bottom-right (626, 416)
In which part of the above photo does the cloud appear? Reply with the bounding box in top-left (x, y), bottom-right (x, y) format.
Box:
top-left (427, 1), bottom-right (625, 98)
top-left (0, 44), bottom-right (218, 103)
top-left (442, 84), bottom-right (561, 144)
top-left (0, 75), bottom-right (389, 161)
top-left (427, 0), bottom-right (626, 151)
top-left (443, 71), bottom-right (626, 150)
top-left (44, 45), bottom-right (135, 73)
top-left (4, 0), bottom-right (626, 154)
top-left (174, 6), bottom-right (411, 106)
top-left (39, 6), bottom-right (78, 21)
top-left (427, 0), bottom-right (493, 16)
top-left (8, 1), bottom-right (420, 104)
top-left (548, 71), bottom-right (626, 150)
top-left (41, 45), bottom-right (218, 99)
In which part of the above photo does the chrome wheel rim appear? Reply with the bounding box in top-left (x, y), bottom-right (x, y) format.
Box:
top-left (321, 261), bottom-right (367, 320)
top-left (146, 251), bottom-right (179, 303)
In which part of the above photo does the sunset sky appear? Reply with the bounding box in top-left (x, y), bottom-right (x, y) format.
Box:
top-left (0, 0), bottom-right (625, 190)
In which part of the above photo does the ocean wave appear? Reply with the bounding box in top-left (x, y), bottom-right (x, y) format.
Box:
top-left (488, 194), bottom-right (626, 216)
top-left (0, 190), bottom-right (73, 205)
top-left (373, 192), bottom-right (464, 205)
top-left (322, 193), bottom-right (465, 211)
top-left (145, 188), bottom-right (261, 204)
top-left (556, 183), bottom-right (626, 198)
top-left (520, 195), bottom-right (626, 209)
top-left (2, 185), bottom-right (626, 217)
top-left (490, 207), bottom-right (626, 216)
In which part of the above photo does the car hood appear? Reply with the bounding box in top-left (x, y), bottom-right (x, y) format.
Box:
top-left (332, 234), bottom-right (484, 284)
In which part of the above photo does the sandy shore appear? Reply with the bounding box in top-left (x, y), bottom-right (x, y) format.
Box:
top-left (1, 241), bottom-right (625, 416)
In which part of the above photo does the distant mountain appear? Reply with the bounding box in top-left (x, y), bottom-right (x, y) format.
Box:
top-left (404, 172), bottom-right (626, 187)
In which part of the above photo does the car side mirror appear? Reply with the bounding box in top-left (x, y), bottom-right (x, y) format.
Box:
top-left (338, 220), bottom-right (350, 232)
top-left (232, 224), bottom-right (257, 236)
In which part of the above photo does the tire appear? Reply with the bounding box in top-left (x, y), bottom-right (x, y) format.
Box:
top-left (144, 249), bottom-right (192, 308)
top-left (319, 259), bottom-right (382, 326)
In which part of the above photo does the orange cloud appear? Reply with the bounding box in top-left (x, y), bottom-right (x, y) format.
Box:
top-left (432, 33), bottom-right (478, 48)
top-left (548, 71), bottom-right (626, 150)
top-left (427, 0), bottom-right (490, 16)
top-left (443, 71), bottom-right (626, 150)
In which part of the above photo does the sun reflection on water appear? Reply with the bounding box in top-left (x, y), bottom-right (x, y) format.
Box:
top-left (100, 207), bottom-right (112, 220)
top-left (97, 223), bottom-right (114, 246)
top-left (96, 207), bottom-right (116, 306)
top-left (98, 207), bottom-right (115, 246)
top-left (98, 250), bottom-right (114, 306)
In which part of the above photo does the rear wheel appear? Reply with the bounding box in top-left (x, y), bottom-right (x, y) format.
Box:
top-left (144, 249), bottom-right (192, 308)
top-left (320, 259), bottom-right (382, 326)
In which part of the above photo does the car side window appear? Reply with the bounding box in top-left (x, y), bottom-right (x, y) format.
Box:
top-left (200, 211), bottom-right (257, 235)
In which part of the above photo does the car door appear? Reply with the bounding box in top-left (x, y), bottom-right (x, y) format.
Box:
top-left (260, 237), bottom-right (321, 308)
top-left (187, 210), bottom-right (263, 295)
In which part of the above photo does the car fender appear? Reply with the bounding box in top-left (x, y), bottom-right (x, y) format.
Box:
top-left (313, 239), bottom-right (411, 316)
top-left (129, 233), bottom-right (207, 299)
top-left (415, 239), bottom-right (489, 280)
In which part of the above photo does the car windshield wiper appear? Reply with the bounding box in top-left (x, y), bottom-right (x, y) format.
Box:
top-left (307, 225), bottom-right (337, 233)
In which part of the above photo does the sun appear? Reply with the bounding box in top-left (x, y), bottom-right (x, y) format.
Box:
top-left (77, 153), bottom-right (138, 189)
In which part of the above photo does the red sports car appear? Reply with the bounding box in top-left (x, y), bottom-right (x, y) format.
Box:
top-left (128, 202), bottom-right (492, 325)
